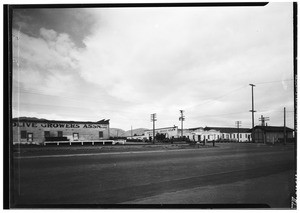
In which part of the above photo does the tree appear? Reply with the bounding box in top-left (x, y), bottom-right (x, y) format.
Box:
top-left (156, 133), bottom-right (166, 141)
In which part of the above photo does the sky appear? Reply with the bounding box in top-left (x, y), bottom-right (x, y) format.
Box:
top-left (12, 3), bottom-right (295, 130)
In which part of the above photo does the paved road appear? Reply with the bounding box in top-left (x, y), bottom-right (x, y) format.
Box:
top-left (12, 143), bottom-right (296, 207)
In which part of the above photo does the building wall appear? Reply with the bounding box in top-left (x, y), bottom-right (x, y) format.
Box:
top-left (13, 120), bottom-right (110, 144)
top-left (126, 135), bottom-right (147, 140)
top-left (253, 129), bottom-right (293, 143)
top-left (144, 126), bottom-right (179, 139)
top-left (180, 128), bottom-right (251, 142)
top-left (220, 132), bottom-right (251, 142)
top-left (143, 126), bottom-right (252, 142)
top-left (191, 130), bottom-right (222, 141)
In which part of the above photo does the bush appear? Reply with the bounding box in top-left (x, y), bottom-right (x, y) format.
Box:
top-left (126, 138), bottom-right (143, 142)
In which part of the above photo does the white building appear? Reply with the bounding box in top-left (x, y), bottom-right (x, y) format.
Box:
top-left (144, 126), bottom-right (179, 140)
top-left (204, 127), bottom-right (252, 142)
top-left (180, 127), bottom-right (221, 141)
top-left (143, 125), bottom-right (252, 142)
top-left (126, 135), bottom-right (147, 140)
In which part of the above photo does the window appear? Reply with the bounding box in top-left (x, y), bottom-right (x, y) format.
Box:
top-left (44, 131), bottom-right (50, 138)
top-left (99, 131), bottom-right (103, 138)
top-left (21, 130), bottom-right (27, 139)
top-left (73, 133), bottom-right (79, 141)
top-left (58, 131), bottom-right (63, 137)
top-left (240, 134), bottom-right (242, 138)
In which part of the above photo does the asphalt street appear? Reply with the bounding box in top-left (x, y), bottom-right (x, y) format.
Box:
top-left (11, 143), bottom-right (296, 207)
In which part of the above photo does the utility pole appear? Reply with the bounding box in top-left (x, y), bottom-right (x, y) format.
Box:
top-left (258, 115), bottom-right (269, 144)
top-left (284, 107), bottom-right (286, 145)
top-left (259, 115), bottom-right (269, 126)
top-left (179, 110), bottom-right (185, 139)
top-left (131, 125), bottom-right (133, 137)
top-left (249, 84), bottom-right (256, 143)
top-left (151, 113), bottom-right (157, 144)
top-left (249, 84), bottom-right (256, 129)
top-left (235, 121), bottom-right (241, 142)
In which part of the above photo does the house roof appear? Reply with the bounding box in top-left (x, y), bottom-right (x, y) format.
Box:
top-left (204, 127), bottom-right (251, 133)
top-left (188, 127), bottom-right (204, 131)
top-left (12, 117), bottom-right (110, 124)
top-left (144, 126), bottom-right (178, 132)
top-left (252, 125), bottom-right (294, 132)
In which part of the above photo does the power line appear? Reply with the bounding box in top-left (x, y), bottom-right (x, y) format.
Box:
top-left (13, 88), bottom-right (138, 114)
top-left (13, 86), bottom-right (127, 106)
top-left (255, 79), bottom-right (293, 85)
top-left (194, 85), bottom-right (247, 107)
top-left (190, 111), bottom-right (248, 118)
top-left (258, 109), bottom-right (294, 113)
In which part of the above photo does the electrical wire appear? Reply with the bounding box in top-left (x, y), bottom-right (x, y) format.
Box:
top-left (255, 79), bottom-right (293, 85)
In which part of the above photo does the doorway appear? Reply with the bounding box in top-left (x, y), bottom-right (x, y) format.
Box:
top-left (27, 133), bottom-right (33, 142)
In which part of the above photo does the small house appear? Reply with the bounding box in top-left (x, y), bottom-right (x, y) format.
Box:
top-left (252, 125), bottom-right (294, 143)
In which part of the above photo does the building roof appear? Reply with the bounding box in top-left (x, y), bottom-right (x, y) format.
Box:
top-left (252, 125), bottom-right (294, 132)
top-left (12, 117), bottom-right (110, 124)
top-left (187, 127), bottom-right (204, 131)
top-left (204, 127), bottom-right (251, 133)
top-left (144, 126), bottom-right (178, 132)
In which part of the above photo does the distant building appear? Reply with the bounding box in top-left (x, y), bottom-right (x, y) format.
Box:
top-left (144, 126), bottom-right (179, 140)
top-left (145, 125), bottom-right (252, 142)
top-left (126, 135), bottom-right (147, 140)
top-left (204, 127), bottom-right (252, 142)
top-left (252, 125), bottom-right (294, 143)
top-left (12, 117), bottom-right (110, 145)
top-left (188, 128), bottom-right (221, 142)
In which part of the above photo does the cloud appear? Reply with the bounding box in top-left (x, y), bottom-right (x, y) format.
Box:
top-left (12, 27), bottom-right (85, 119)
top-left (12, 3), bottom-right (294, 129)
top-left (77, 4), bottom-right (293, 106)
top-left (13, 8), bottom-right (97, 47)
top-left (13, 28), bottom-right (81, 93)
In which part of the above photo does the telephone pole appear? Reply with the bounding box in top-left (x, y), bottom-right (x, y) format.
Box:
top-left (249, 84), bottom-right (256, 143)
top-left (179, 110), bottom-right (185, 138)
top-left (284, 107), bottom-right (286, 145)
top-left (151, 113), bottom-right (157, 144)
top-left (235, 121), bottom-right (241, 142)
top-left (259, 115), bottom-right (269, 126)
top-left (249, 84), bottom-right (256, 129)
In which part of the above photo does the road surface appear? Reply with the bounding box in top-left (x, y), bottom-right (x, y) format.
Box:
top-left (11, 143), bottom-right (296, 208)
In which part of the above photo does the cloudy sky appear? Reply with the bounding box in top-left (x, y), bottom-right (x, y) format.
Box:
top-left (12, 3), bottom-right (294, 130)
